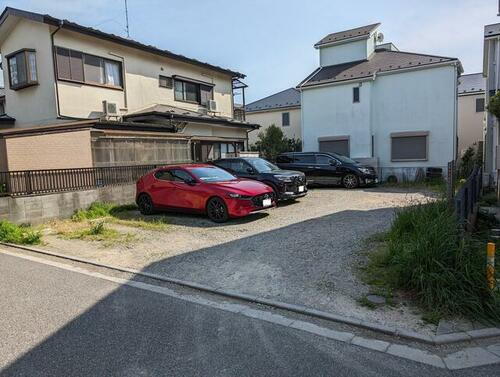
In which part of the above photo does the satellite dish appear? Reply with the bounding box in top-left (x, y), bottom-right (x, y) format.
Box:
top-left (376, 32), bottom-right (384, 43)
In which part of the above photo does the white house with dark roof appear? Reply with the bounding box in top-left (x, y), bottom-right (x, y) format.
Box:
top-left (457, 73), bottom-right (485, 156)
top-left (298, 23), bottom-right (462, 179)
top-left (245, 88), bottom-right (301, 144)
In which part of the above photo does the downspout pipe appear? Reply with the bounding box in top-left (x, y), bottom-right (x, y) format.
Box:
top-left (50, 21), bottom-right (86, 121)
top-left (50, 21), bottom-right (63, 118)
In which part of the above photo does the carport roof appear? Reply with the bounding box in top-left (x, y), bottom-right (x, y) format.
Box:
top-left (124, 104), bottom-right (260, 129)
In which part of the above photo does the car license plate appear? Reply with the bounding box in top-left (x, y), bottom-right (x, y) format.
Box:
top-left (262, 198), bottom-right (272, 207)
top-left (298, 185), bottom-right (304, 192)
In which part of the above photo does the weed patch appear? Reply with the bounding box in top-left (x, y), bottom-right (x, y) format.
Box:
top-left (72, 202), bottom-right (168, 230)
top-left (0, 220), bottom-right (41, 245)
top-left (361, 200), bottom-right (500, 324)
top-left (63, 221), bottom-right (135, 246)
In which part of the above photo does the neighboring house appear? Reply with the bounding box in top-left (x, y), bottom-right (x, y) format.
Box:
top-left (483, 22), bottom-right (500, 185)
top-left (245, 88), bottom-right (301, 145)
top-left (457, 73), bottom-right (485, 156)
top-left (297, 23), bottom-right (462, 180)
top-left (0, 7), bottom-right (257, 170)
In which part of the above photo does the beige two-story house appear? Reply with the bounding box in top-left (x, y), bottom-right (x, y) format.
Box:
top-left (245, 88), bottom-right (301, 146)
top-left (457, 73), bottom-right (485, 156)
top-left (0, 7), bottom-right (257, 170)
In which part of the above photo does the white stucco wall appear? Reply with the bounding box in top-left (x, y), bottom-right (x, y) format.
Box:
top-left (319, 39), bottom-right (369, 67)
top-left (302, 64), bottom-right (458, 170)
top-left (302, 82), bottom-right (372, 158)
top-left (246, 108), bottom-right (301, 145)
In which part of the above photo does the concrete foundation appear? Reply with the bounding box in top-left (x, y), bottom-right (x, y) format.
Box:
top-left (0, 184), bottom-right (136, 225)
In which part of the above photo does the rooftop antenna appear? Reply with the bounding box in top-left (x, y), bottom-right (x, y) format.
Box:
top-left (124, 0), bottom-right (130, 38)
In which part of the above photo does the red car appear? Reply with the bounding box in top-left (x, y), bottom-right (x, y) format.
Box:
top-left (136, 164), bottom-right (276, 222)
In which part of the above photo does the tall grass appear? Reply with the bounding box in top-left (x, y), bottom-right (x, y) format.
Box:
top-left (366, 200), bottom-right (500, 323)
top-left (0, 220), bottom-right (41, 245)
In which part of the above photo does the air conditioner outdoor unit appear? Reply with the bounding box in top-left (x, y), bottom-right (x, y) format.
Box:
top-left (207, 100), bottom-right (217, 112)
top-left (103, 100), bottom-right (119, 116)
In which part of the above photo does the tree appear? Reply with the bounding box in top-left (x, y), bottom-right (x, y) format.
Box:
top-left (488, 91), bottom-right (500, 120)
top-left (252, 125), bottom-right (302, 161)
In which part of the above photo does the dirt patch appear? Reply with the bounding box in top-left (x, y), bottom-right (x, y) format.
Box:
top-left (37, 187), bottom-right (437, 334)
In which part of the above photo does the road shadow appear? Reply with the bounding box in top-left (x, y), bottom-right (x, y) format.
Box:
top-left (2, 206), bottom-right (413, 376)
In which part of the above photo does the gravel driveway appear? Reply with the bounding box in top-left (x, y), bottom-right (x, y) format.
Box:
top-left (42, 187), bottom-right (434, 332)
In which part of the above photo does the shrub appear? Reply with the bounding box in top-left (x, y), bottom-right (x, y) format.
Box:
top-left (0, 220), bottom-right (41, 245)
top-left (251, 125), bottom-right (302, 160)
top-left (368, 200), bottom-right (500, 323)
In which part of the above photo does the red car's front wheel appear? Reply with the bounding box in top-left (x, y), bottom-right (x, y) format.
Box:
top-left (206, 197), bottom-right (229, 223)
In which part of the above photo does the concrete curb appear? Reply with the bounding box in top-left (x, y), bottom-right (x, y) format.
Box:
top-left (3, 242), bottom-right (500, 346)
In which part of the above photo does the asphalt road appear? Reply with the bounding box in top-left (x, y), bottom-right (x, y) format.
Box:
top-left (0, 252), bottom-right (497, 377)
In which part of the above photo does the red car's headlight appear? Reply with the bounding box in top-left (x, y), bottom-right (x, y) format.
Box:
top-left (227, 193), bottom-right (252, 199)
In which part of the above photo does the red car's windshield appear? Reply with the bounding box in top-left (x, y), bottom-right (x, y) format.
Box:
top-left (190, 167), bottom-right (237, 182)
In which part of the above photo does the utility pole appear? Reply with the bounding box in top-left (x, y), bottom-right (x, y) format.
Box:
top-left (125, 0), bottom-right (130, 38)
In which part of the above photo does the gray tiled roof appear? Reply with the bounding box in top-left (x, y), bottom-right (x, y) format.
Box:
top-left (485, 23), bottom-right (500, 38)
top-left (315, 23), bottom-right (380, 47)
top-left (458, 73), bottom-right (485, 94)
top-left (245, 88), bottom-right (301, 112)
top-left (298, 50), bottom-right (459, 88)
top-left (0, 7), bottom-right (244, 78)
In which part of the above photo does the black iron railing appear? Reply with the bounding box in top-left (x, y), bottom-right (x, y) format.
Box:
top-left (453, 165), bottom-right (482, 226)
top-left (0, 164), bottom-right (184, 197)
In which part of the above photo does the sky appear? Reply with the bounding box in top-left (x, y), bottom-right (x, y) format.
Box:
top-left (1, 0), bottom-right (500, 103)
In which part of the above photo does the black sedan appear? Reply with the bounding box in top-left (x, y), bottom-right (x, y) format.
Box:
top-left (211, 157), bottom-right (307, 201)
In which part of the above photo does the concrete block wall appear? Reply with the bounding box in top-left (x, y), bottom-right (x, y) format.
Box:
top-left (0, 184), bottom-right (136, 225)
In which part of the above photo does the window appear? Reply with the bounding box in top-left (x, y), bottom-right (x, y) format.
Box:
top-left (282, 112), bottom-right (290, 127)
top-left (293, 154), bottom-right (315, 164)
top-left (0, 97), bottom-right (5, 115)
top-left (353, 87), bottom-right (360, 103)
top-left (476, 98), bottom-right (485, 112)
top-left (155, 170), bottom-right (174, 181)
top-left (159, 75), bottom-right (173, 88)
top-left (7, 49), bottom-right (38, 90)
top-left (55, 46), bottom-right (123, 88)
top-left (230, 160), bottom-right (251, 174)
top-left (171, 169), bottom-right (193, 182)
top-left (174, 79), bottom-right (213, 106)
top-left (276, 155), bottom-right (293, 163)
top-left (316, 155), bottom-right (334, 165)
top-left (391, 133), bottom-right (428, 161)
top-left (319, 138), bottom-right (350, 157)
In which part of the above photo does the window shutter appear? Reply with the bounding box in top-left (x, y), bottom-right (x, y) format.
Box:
top-left (319, 139), bottom-right (349, 157)
top-left (391, 136), bottom-right (427, 160)
top-left (56, 47), bottom-right (71, 80)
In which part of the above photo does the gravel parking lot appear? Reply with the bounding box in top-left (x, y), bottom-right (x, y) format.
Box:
top-left (41, 187), bottom-right (434, 332)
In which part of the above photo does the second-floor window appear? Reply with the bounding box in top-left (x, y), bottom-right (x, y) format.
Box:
top-left (476, 98), bottom-right (485, 112)
top-left (7, 49), bottom-right (38, 90)
top-left (282, 112), bottom-right (290, 127)
top-left (55, 46), bottom-right (123, 89)
top-left (174, 78), bottom-right (213, 106)
top-left (353, 87), bottom-right (360, 103)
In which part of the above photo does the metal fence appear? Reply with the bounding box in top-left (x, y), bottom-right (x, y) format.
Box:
top-left (0, 164), bottom-right (171, 197)
top-left (452, 165), bottom-right (482, 226)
